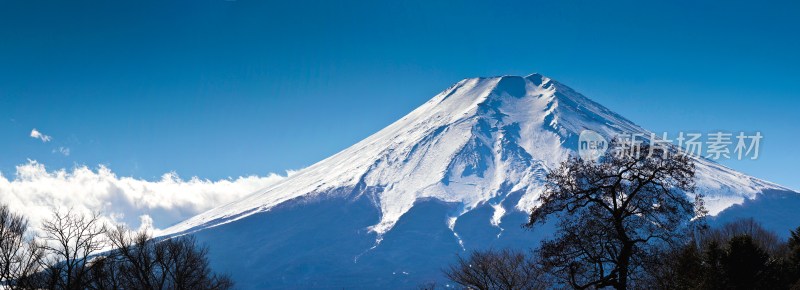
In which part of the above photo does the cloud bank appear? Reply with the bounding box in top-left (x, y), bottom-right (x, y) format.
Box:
top-left (0, 160), bottom-right (289, 234)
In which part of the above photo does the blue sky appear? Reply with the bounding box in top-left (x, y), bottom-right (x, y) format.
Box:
top-left (1, 0), bottom-right (798, 189)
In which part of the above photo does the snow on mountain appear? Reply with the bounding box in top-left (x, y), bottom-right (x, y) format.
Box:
top-left (160, 74), bottom-right (797, 288)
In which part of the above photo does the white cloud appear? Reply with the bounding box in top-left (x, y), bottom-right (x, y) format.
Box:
top-left (53, 147), bottom-right (70, 156)
top-left (30, 128), bottom-right (52, 142)
top-left (0, 160), bottom-right (289, 234)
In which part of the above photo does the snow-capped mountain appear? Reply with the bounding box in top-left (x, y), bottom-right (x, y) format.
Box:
top-left (162, 74), bottom-right (798, 289)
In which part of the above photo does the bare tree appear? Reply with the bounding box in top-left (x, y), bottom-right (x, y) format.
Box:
top-left (0, 204), bottom-right (44, 289)
top-left (444, 249), bottom-right (542, 290)
top-left (705, 218), bottom-right (783, 255)
top-left (1, 206), bottom-right (232, 290)
top-left (95, 225), bottom-right (233, 290)
top-left (527, 139), bottom-right (704, 290)
top-left (155, 235), bottom-right (233, 290)
top-left (33, 208), bottom-right (108, 290)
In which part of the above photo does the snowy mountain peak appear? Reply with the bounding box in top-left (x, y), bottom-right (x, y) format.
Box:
top-left (162, 74), bottom-right (789, 239)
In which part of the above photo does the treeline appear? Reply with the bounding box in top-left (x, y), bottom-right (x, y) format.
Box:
top-left (649, 218), bottom-right (800, 289)
top-left (443, 219), bottom-right (800, 289)
top-left (0, 204), bottom-right (232, 290)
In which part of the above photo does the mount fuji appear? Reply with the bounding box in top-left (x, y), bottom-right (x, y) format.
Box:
top-left (162, 74), bottom-right (799, 289)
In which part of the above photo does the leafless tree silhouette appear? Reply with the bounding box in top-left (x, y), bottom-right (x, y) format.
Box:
top-left (93, 225), bottom-right (233, 290)
top-left (0, 205), bottom-right (232, 290)
top-left (33, 209), bottom-right (108, 290)
top-left (527, 139), bottom-right (704, 290)
top-left (444, 249), bottom-right (543, 290)
top-left (0, 204), bottom-right (44, 290)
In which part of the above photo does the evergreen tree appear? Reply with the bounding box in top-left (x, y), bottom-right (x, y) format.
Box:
top-left (787, 226), bottom-right (800, 286)
top-left (701, 241), bottom-right (726, 290)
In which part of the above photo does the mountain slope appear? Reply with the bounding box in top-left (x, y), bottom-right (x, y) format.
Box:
top-left (161, 74), bottom-right (797, 288)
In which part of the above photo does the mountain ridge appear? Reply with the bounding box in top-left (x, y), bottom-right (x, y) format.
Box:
top-left (158, 73), bottom-right (797, 289)
top-left (163, 73), bottom-right (790, 238)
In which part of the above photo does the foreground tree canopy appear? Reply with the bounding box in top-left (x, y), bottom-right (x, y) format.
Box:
top-left (527, 139), bottom-right (703, 289)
